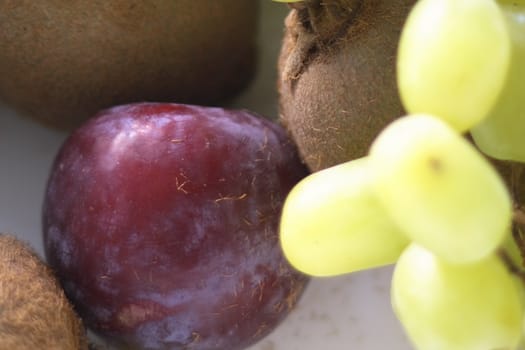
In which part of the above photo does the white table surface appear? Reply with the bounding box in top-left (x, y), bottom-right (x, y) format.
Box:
top-left (0, 2), bottom-right (412, 349)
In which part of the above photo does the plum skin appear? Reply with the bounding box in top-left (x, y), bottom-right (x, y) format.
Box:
top-left (43, 103), bottom-right (310, 350)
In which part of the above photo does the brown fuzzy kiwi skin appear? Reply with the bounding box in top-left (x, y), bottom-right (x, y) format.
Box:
top-left (0, 0), bottom-right (258, 130)
top-left (0, 234), bottom-right (88, 350)
top-left (277, 0), bottom-right (416, 172)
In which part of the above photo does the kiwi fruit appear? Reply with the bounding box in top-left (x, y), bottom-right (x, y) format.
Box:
top-left (0, 233), bottom-right (88, 350)
top-left (0, 0), bottom-right (258, 129)
top-left (277, 0), bottom-right (415, 172)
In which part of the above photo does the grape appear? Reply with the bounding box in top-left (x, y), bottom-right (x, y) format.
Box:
top-left (397, 0), bottom-right (510, 132)
top-left (471, 3), bottom-right (525, 162)
top-left (369, 115), bottom-right (511, 264)
top-left (392, 244), bottom-right (523, 350)
top-left (279, 157), bottom-right (409, 277)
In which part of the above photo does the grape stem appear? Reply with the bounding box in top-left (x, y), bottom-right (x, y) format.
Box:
top-left (501, 207), bottom-right (525, 284)
top-left (499, 247), bottom-right (525, 284)
top-left (499, 161), bottom-right (525, 285)
top-left (513, 207), bottom-right (525, 228)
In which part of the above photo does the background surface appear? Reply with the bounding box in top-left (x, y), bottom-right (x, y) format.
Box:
top-left (0, 2), bottom-right (411, 349)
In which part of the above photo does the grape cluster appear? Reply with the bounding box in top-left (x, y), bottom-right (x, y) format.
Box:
top-left (279, 0), bottom-right (525, 349)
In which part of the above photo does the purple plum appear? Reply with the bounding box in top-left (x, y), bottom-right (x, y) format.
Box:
top-left (43, 103), bottom-right (310, 350)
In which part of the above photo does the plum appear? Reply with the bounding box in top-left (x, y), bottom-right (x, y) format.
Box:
top-left (43, 103), bottom-right (310, 350)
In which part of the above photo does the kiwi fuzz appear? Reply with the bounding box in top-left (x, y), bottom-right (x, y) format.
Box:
top-left (0, 234), bottom-right (88, 350)
top-left (0, 1), bottom-right (258, 129)
top-left (288, 0), bottom-right (362, 39)
top-left (281, 0), bottom-right (362, 85)
top-left (278, 0), bottom-right (415, 171)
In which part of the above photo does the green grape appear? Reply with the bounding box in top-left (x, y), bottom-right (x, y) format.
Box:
top-left (369, 114), bottom-right (511, 264)
top-left (471, 3), bottom-right (525, 162)
top-left (279, 157), bottom-right (409, 277)
top-left (392, 244), bottom-right (523, 350)
top-left (397, 0), bottom-right (510, 132)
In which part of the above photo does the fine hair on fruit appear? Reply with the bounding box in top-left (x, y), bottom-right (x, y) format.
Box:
top-left (0, 0), bottom-right (258, 129)
top-left (0, 233), bottom-right (88, 350)
top-left (278, 0), bottom-right (415, 171)
top-left (43, 103), bottom-right (310, 350)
